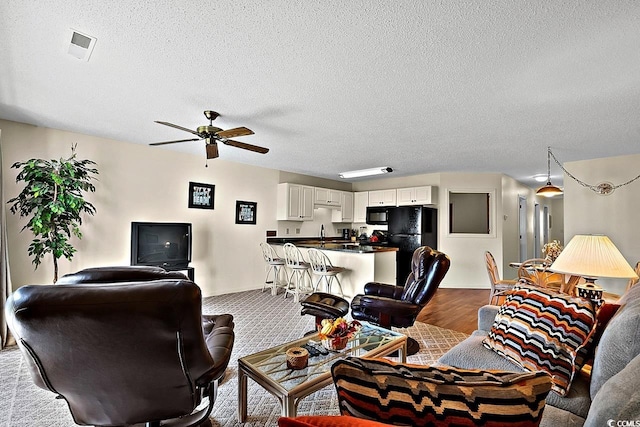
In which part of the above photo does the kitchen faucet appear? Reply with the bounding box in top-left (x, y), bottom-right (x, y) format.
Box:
top-left (320, 224), bottom-right (325, 241)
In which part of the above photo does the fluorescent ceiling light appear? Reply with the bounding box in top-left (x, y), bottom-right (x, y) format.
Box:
top-left (533, 174), bottom-right (548, 182)
top-left (339, 167), bottom-right (393, 179)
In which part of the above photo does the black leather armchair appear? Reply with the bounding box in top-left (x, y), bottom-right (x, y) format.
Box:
top-left (350, 246), bottom-right (450, 355)
top-left (5, 266), bottom-right (235, 427)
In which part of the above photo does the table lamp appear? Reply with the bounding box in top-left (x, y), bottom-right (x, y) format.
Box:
top-left (550, 234), bottom-right (639, 300)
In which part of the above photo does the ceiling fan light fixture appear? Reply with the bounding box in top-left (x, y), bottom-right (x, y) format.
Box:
top-left (339, 167), bottom-right (393, 179)
top-left (205, 141), bottom-right (219, 159)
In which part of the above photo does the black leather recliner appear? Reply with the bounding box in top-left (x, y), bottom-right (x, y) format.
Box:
top-left (350, 246), bottom-right (450, 355)
top-left (5, 266), bottom-right (235, 427)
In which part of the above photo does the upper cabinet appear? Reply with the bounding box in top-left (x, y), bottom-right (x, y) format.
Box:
top-left (368, 189), bottom-right (397, 206)
top-left (314, 187), bottom-right (342, 207)
top-left (332, 191), bottom-right (354, 223)
top-left (277, 183), bottom-right (314, 221)
top-left (397, 186), bottom-right (434, 206)
top-left (353, 192), bottom-right (368, 223)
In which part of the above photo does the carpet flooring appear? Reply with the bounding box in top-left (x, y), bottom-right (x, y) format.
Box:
top-left (0, 289), bottom-right (468, 426)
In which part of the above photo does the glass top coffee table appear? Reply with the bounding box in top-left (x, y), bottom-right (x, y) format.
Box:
top-left (238, 323), bottom-right (407, 421)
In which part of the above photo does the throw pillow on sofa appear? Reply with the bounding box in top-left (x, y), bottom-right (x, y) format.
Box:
top-left (482, 285), bottom-right (596, 396)
top-left (331, 356), bottom-right (552, 427)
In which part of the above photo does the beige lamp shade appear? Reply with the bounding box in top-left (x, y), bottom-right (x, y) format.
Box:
top-left (550, 234), bottom-right (639, 279)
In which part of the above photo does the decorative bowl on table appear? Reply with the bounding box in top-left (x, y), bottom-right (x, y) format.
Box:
top-left (318, 317), bottom-right (361, 352)
top-left (321, 336), bottom-right (349, 351)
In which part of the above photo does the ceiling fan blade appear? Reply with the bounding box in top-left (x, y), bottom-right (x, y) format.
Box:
top-left (154, 121), bottom-right (201, 136)
top-left (215, 127), bottom-right (254, 139)
top-left (206, 142), bottom-right (219, 159)
top-left (150, 138), bottom-right (201, 146)
top-left (222, 139), bottom-right (269, 154)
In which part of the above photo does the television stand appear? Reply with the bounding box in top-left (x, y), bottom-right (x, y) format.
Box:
top-left (164, 266), bottom-right (194, 281)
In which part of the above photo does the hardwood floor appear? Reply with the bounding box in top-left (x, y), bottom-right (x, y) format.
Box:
top-left (417, 288), bottom-right (489, 335)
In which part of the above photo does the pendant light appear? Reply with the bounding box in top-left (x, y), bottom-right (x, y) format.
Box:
top-left (536, 147), bottom-right (563, 197)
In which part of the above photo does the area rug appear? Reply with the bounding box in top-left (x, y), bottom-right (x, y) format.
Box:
top-left (0, 289), bottom-right (468, 426)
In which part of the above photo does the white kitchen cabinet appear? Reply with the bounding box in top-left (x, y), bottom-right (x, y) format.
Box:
top-left (314, 187), bottom-right (341, 207)
top-left (353, 191), bottom-right (368, 223)
top-left (368, 189), bottom-right (397, 206)
top-left (332, 191), bottom-right (354, 222)
top-left (277, 183), bottom-right (314, 221)
top-left (397, 186), bottom-right (433, 205)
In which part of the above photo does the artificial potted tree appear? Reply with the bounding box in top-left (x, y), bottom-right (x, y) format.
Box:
top-left (8, 145), bottom-right (98, 283)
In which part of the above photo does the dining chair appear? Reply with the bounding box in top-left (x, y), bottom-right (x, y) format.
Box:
top-left (485, 251), bottom-right (518, 304)
top-left (517, 258), bottom-right (564, 292)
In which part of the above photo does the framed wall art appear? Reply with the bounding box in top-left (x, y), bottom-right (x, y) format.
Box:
top-left (235, 200), bottom-right (257, 224)
top-left (188, 182), bottom-right (215, 209)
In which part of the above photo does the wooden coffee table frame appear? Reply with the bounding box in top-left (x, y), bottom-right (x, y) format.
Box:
top-left (238, 323), bottom-right (407, 421)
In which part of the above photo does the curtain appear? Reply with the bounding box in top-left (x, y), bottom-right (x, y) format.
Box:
top-left (1, 132), bottom-right (13, 348)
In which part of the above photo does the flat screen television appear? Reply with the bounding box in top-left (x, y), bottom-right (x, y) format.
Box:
top-left (130, 222), bottom-right (192, 269)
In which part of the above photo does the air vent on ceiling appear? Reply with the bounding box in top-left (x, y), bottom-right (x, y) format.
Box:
top-left (67, 28), bottom-right (96, 61)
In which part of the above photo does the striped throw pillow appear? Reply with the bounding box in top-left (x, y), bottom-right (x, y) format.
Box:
top-left (483, 285), bottom-right (596, 396)
top-left (331, 356), bottom-right (552, 427)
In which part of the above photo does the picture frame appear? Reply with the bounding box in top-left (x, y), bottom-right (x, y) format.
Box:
top-left (188, 182), bottom-right (215, 209)
top-left (235, 200), bottom-right (257, 225)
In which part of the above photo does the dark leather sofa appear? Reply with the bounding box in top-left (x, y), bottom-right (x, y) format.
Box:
top-left (5, 265), bottom-right (235, 427)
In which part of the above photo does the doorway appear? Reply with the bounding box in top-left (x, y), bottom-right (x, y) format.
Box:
top-left (518, 196), bottom-right (527, 262)
top-left (533, 204), bottom-right (541, 258)
top-left (542, 206), bottom-right (550, 247)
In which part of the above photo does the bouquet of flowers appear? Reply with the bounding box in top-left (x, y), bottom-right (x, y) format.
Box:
top-left (319, 317), bottom-right (361, 350)
top-left (542, 240), bottom-right (563, 262)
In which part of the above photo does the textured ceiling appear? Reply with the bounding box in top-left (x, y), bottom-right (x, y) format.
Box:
top-left (1, 1), bottom-right (639, 188)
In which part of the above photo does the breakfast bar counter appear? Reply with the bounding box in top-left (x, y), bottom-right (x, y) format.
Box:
top-left (267, 238), bottom-right (397, 299)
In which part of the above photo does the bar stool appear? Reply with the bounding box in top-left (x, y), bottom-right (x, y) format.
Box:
top-left (283, 243), bottom-right (313, 303)
top-left (260, 242), bottom-right (286, 295)
top-left (307, 248), bottom-right (346, 298)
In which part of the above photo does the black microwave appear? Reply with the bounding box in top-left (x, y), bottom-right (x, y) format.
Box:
top-left (366, 206), bottom-right (389, 225)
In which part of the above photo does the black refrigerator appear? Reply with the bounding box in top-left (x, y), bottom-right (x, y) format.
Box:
top-left (387, 206), bottom-right (438, 286)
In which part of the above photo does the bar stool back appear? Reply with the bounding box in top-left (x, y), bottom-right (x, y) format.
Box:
top-left (308, 248), bottom-right (346, 298)
top-left (283, 243), bottom-right (313, 302)
top-left (260, 243), bottom-right (286, 295)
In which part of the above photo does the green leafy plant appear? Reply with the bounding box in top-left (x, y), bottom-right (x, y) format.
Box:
top-left (8, 145), bottom-right (98, 283)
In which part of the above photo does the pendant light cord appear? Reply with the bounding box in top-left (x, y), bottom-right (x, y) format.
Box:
top-left (549, 148), bottom-right (640, 194)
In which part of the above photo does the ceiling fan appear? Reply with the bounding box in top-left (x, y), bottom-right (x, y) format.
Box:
top-left (150, 110), bottom-right (269, 159)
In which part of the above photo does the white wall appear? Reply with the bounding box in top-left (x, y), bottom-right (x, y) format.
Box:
top-left (438, 173), bottom-right (504, 288)
top-left (549, 197), bottom-right (564, 242)
top-left (502, 176), bottom-right (533, 279)
top-left (563, 153), bottom-right (640, 295)
top-left (1, 119), bottom-right (280, 296)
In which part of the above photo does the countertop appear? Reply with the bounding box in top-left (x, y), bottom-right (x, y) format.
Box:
top-left (266, 238), bottom-right (397, 254)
